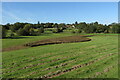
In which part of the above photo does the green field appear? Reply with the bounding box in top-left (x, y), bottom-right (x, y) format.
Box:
top-left (2, 33), bottom-right (118, 78)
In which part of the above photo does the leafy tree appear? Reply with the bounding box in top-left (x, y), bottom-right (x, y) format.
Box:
top-left (3, 23), bottom-right (10, 30)
top-left (87, 24), bottom-right (97, 33)
top-left (104, 25), bottom-right (110, 33)
top-left (2, 27), bottom-right (7, 38)
top-left (58, 23), bottom-right (66, 30)
top-left (53, 23), bottom-right (58, 28)
top-left (71, 30), bottom-right (76, 33)
top-left (96, 24), bottom-right (105, 33)
top-left (77, 29), bottom-right (82, 33)
top-left (52, 28), bottom-right (59, 33)
top-left (111, 24), bottom-right (120, 33)
top-left (38, 21), bottom-right (40, 25)
top-left (17, 28), bottom-right (29, 36)
top-left (24, 24), bottom-right (33, 32)
top-left (29, 28), bottom-right (35, 36)
top-left (75, 21), bottom-right (78, 25)
top-left (44, 23), bottom-right (53, 28)
top-left (38, 27), bottom-right (44, 34)
top-left (75, 22), bottom-right (87, 30)
top-left (10, 22), bottom-right (24, 32)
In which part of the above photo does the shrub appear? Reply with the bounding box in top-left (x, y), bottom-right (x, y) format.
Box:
top-left (17, 28), bottom-right (29, 36)
top-left (9, 32), bottom-right (15, 38)
top-left (2, 27), bottom-right (7, 38)
top-left (38, 27), bottom-right (44, 34)
top-left (71, 30), bottom-right (76, 33)
top-left (52, 28), bottom-right (58, 33)
top-left (77, 29), bottom-right (82, 33)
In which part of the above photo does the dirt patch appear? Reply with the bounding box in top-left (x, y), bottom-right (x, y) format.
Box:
top-left (2, 45), bottom-right (28, 52)
top-left (24, 35), bottom-right (91, 47)
top-left (3, 35), bottom-right (92, 52)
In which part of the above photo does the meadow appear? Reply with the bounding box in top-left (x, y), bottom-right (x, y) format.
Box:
top-left (2, 32), bottom-right (118, 78)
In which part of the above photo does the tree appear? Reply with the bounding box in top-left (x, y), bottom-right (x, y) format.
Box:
top-left (36, 21), bottom-right (42, 28)
top-left (8, 30), bottom-right (15, 38)
top-left (38, 27), bottom-right (44, 34)
top-left (3, 23), bottom-right (10, 30)
top-left (96, 24), bottom-right (105, 33)
top-left (77, 29), bottom-right (82, 33)
top-left (38, 21), bottom-right (40, 25)
top-left (2, 27), bottom-right (7, 38)
top-left (29, 28), bottom-right (36, 36)
top-left (17, 28), bottom-right (29, 36)
top-left (75, 22), bottom-right (87, 31)
top-left (53, 23), bottom-right (58, 28)
top-left (87, 24), bottom-right (97, 33)
top-left (24, 24), bottom-right (33, 32)
top-left (75, 21), bottom-right (78, 25)
top-left (104, 25), bottom-right (110, 33)
top-left (111, 24), bottom-right (120, 33)
top-left (58, 23), bottom-right (66, 30)
top-left (44, 23), bottom-right (53, 28)
top-left (10, 22), bottom-right (24, 32)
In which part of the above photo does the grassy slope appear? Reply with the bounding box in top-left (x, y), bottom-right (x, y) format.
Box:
top-left (2, 34), bottom-right (118, 78)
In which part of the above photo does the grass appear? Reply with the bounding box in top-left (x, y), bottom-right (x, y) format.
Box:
top-left (2, 33), bottom-right (118, 78)
top-left (2, 32), bottom-right (78, 49)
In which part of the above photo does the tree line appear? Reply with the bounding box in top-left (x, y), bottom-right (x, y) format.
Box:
top-left (1, 21), bottom-right (120, 38)
top-left (74, 22), bottom-right (120, 33)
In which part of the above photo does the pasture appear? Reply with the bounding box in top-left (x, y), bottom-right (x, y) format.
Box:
top-left (2, 33), bottom-right (118, 78)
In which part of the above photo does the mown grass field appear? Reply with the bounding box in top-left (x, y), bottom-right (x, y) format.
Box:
top-left (2, 33), bottom-right (118, 78)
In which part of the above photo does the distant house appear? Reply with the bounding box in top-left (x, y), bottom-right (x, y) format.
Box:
top-left (66, 24), bottom-right (75, 28)
top-left (72, 25), bottom-right (75, 28)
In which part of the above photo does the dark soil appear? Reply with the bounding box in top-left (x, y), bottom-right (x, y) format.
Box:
top-left (24, 35), bottom-right (92, 47)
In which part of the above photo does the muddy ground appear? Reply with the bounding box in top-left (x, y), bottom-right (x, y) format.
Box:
top-left (24, 35), bottom-right (92, 47)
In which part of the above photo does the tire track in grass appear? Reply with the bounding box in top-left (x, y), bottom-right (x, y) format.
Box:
top-left (2, 43), bottom-right (117, 77)
top-left (15, 48), bottom-right (117, 78)
top-left (93, 64), bottom-right (117, 78)
top-left (3, 39), bottom-right (112, 64)
top-left (41, 53), bottom-right (116, 78)
top-left (76, 54), bottom-right (118, 78)
top-left (3, 46), bottom-right (117, 78)
top-left (56, 54), bottom-right (117, 78)
top-left (3, 43), bottom-right (116, 71)
top-left (3, 40), bottom-right (115, 69)
top-left (3, 52), bottom-right (84, 75)
top-left (22, 49), bottom-right (117, 78)
top-left (3, 48), bottom-right (82, 70)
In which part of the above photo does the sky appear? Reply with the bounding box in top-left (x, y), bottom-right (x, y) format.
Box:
top-left (1, 0), bottom-right (119, 2)
top-left (1, 2), bottom-right (118, 25)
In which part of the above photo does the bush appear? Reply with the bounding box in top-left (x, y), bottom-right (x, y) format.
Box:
top-left (45, 28), bottom-right (53, 31)
top-left (52, 28), bottom-right (63, 33)
top-left (29, 28), bottom-right (37, 36)
top-left (24, 24), bottom-right (33, 32)
top-left (2, 27), bottom-right (7, 38)
top-left (9, 32), bottom-right (15, 38)
top-left (17, 28), bottom-right (29, 36)
top-left (71, 30), bottom-right (76, 33)
top-left (77, 29), bottom-right (82, 33)
top-left (38, 27), bottom-right (44, 34)
top-left (52, 28), bottom-right (58, 33)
